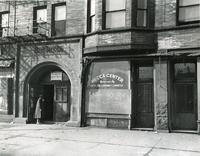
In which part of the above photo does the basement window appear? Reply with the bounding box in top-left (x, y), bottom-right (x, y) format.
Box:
top-left (178, 0), bottom-right (200, 24)
top-left (52, 3), bottom-right (66, 37)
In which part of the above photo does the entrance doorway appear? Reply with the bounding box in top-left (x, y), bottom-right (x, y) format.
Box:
top-left (171, 62), bottom-right (197, 130)
top-left (26, 64), bottom-right (71, 123)
top-left (132, 63), bottom-right (154, 129)
top-left (42, 85), bottom-right (54, 121)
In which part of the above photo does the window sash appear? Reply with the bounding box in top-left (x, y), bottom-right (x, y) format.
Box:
top-left (106, 0), bottom-right (125, 11)
top-left (55, 5), bottom-right (66, 21)
top-left (90, 0), bottom-right (95, 16)
top-left (54, 20), bottom-right (66, 36)
top-left (90, 16), bottom-right (95, 32)
top-left (88, 0), bottom-right (96, 32)
top-left (137, 10), bottom-right (147, 27)
top-left (104, 0), bottom-right (126, 29)
top-left (106, 11), bottom-right (125, 29)
top-left (179, 5), bottom-right (200, 22)
top-left (1, 13), bottom-right (9, 28)
top-left (178, 0), bottom-right (200, 23)
top-left (179, 0), bottom-right (200, 6)
top-left (137, 0), bottom-right (147, 9)
top-left (36, 8), bottom-right (47, 23)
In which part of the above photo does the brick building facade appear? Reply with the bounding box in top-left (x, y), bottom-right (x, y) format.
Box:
top-left (0, 0), bottom-right (199, 134)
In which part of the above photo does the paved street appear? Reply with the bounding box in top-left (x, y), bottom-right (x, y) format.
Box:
top-left (0, 123), bottom-right (200, 156)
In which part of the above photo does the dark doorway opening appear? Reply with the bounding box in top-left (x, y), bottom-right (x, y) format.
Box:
top-left (42, 85), bottom-right (54, 122)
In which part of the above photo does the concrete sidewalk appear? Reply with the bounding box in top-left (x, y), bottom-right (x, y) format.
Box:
top-left (0, 123), bottom-right (200, 156)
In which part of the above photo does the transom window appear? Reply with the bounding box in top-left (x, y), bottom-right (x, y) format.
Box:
top-left (178, 0), bottom-right (200, 24)
top-left (0, 12), bottom-right (9, 37)
top-left (104, 0), bottom-right (126, 29)
top-left (88, 0), bottom-right (95, 32)
top-left (33, 6), bottom-right (47, 34)
top-left (52, 3), bottom-right (66, 37)
top-left (137, 0), bottom-right (147, 27)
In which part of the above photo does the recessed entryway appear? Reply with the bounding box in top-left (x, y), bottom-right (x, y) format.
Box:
top-left (24, 63), bottom-right (71, 123)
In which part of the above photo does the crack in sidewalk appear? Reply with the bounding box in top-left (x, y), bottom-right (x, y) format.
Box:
top-left (143, 138), bottom-right (162, 156)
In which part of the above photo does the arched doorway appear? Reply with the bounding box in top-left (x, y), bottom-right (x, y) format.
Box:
top-left (25, 62), bottom-right (71, 123)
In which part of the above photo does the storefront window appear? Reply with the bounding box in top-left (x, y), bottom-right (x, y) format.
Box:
top-left (86, 61), bottom-right (131, 114)
top-left (87, 61), bottom-right (130, 89)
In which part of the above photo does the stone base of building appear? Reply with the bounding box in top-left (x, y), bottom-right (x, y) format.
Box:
top-left (13, 117), bottom-right (27, 124)
top-left (0, 114), bottom-right (14, 123)
top-left (86, 114), bottom-right (130, 129)
top-left (64, 120), bottom-right (81, 127)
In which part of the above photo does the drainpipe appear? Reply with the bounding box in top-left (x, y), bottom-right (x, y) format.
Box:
top-left (14, 44), bottom-right (20, 117)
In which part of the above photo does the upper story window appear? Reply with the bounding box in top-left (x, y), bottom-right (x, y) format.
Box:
top-left (137, 0), bottom-right (147, 27)
top-left (33, 6), bottom-right (47, 34)
top-left (88, 0), bottom-right (95, 32)
top-left (104, 0), bottom-right (126, 29)
top-left (0, 12), bottom-right (9, 37)
top-left (178, 0), bottom-right (200, 24)
top-left (52, 3), bottom-right (66, 37)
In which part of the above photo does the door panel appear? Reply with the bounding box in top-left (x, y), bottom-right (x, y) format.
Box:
top-left (132, 64), bottom-right (154, 128)
top-left (135, 83), bottom-right (154, 128)
top-left (172, 83), bottom-right (197, 130)
top-left (171, 62), bottom-right (197, 130)
top-left (54, 83), bottom-right (70, 122)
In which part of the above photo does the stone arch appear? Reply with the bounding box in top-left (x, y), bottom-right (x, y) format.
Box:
top-left (23, 61), bottom-right (73, 123)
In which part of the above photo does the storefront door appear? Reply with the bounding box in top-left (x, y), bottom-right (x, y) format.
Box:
top-left (171, 62), bottom-right (197, 130)
top-left (54, 83), bottom-right (70, 122)
top-left (132, 64), bottom-right (154, 128)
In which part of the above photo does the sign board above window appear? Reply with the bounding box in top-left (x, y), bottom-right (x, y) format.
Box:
top-left (50, 71), bottom-right (63, 81)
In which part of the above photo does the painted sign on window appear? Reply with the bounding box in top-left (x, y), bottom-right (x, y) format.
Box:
top-left (87, 61), bottom-right (130, 89)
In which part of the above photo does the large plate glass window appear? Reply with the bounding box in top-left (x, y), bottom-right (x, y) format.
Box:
top-left (86, 61), bottom-right (131, 114)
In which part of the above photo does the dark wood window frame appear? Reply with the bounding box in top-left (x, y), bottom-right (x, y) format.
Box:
top-left (0, 11), bottom-right (9, 37)
top-left (51, 2), bottom-right (66, 37)
top-left (87, 0), bottom-right (95, 33)
top-left (102, 0), bottom-right (126, 30)
top-left (33, 5), bottom-right (47, 34)
top-left (177, 0), bottom-right (200, 25)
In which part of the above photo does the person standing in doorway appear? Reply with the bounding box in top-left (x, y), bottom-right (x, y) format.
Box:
top-left (34, 95), bottom-right (43, 124)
